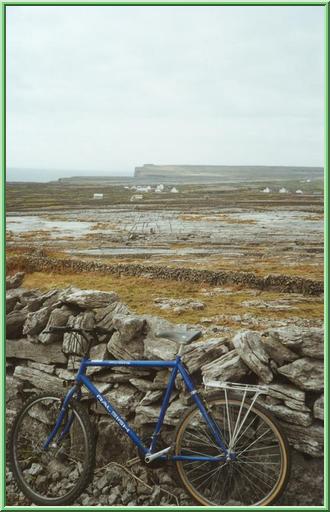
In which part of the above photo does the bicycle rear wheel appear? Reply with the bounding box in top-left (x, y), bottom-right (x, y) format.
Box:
top-left (9, 393), bottom-right (95, 506)
top-left (174, 397), bottom-right (290, 506)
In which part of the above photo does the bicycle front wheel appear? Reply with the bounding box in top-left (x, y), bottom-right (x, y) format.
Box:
top-left (174, 397), bottom-right (290, 506)
top-left (9, 393), bottom-right (95, 506)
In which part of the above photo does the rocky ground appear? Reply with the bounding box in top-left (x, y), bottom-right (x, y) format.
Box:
top-left (6, 273), bottom-right (324, 506)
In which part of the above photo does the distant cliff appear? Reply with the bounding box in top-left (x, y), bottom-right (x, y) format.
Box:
top-left (134, 164), bottom-right (323, 182)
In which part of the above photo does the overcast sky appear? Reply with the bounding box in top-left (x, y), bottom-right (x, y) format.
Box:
top-left (6, 5), bottom-right (325, 181)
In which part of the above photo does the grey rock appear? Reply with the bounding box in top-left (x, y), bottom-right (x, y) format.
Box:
top-left (63, 289), bottom-right (119, 309)
top-left (6, 272), bottom-right (25, 290)
top-left (86, 343), bottom-right (108, 375)
top-left (91, 384), bottom-right (142, 415)
top-left (38, 306), bottom-right (71, 344)
top-left (280, 421), bottom-right (324, 457)
top-left (129, 378), bottom-right (155, 392)
top-left (23, 306), bottom-right (52, 336)
top-left (183, 337), bottom-right (228, 374)
top-left (202, 350), bottom-right (249, 382)
top-left (28, 463), bottom-right (42, 476)
top-left (6, 375), bottom-right (23, 403)
top-left (260, 402), bottom-right (312, 427)
top-left (278, 358), bottom-right (323, 391)
top-left (139, 390), bottom-right (163, 405)
top-left (6, 339), bottom-right (67, 364)
top-left (13, 366), bottom-right (64, 392)
top-left (313, 395), bottom-right (324, 420)
top-left (260, 334), bottom-right (297, 365)
top-left (267, 326), bottom-right (323, 359)
top-left (95, 302), bottom-right (131, 332)
top-left (112, 314), bottom-right (146, 342)
top-left (232, 331), bottom-right (273, 383)
top-left (144, 336), bottom-right (177, 360)
top-left (107, 331), bottom-right (144, 360)
top-left (266, 383), bottom-right (305, 402)
top-left (63, 311), bottom-right (95, 355)
top-left (27, 361), bottom-right (55, 374)
top-left (6, 309), bottom-right (29, 339)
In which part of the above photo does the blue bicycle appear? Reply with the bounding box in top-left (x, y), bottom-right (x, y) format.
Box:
top-left (10, 325), bottom-right (290, 506)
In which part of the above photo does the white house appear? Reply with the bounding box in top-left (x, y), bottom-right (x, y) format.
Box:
top-left (262, 187), bottom-right (271, 193)
top-left (171, 187), bottom-right (179, 193)
top-left (136, 186), bottom-right (151, 192)
top-left (155, 184), bottom-right (164, 193)
top-left (279, 188), bottom-right (288, 193)
top-left (93, 193), bottom-right (104, 200)
top-left (296, 189), bottom-right (303, 194)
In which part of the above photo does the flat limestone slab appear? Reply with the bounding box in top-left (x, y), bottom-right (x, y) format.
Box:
top-left (6, 339), bottom-right (67, 364)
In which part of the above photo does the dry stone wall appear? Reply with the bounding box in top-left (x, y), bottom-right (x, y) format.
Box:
top-left (6, 274), bottom-right (324, 505)
top-left (7, 254), bottom-right (323, 295)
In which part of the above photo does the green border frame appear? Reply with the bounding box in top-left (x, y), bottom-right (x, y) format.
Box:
top-left (0, 1), bottom-right (328, 511)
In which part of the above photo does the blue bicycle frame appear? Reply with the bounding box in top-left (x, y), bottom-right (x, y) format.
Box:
top-left (44, 355), bottom-right (228, 463)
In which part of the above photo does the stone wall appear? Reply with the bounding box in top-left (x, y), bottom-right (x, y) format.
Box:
top-left (7, 254), bottom-right (323, 295)
top-left (6, 274), bottom-right (324, 505)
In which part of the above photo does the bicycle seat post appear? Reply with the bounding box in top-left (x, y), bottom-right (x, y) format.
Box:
top-left (178, 343), bottom-right (185, 357)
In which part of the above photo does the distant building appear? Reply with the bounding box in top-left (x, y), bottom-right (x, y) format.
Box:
top-left (155, 184), bottom-right (164, 193)
top-left (279, 188), bottom-right (288, 193)
top-left (130, 194), bottom-right (143, 202)
top-left (136, 185), bottom-right (151, 192)
top-left (262, 187), bottom-right (271, 193)
top-left (296, 189), bottom-right (303, 194)
top-left (171, 187), bottom-right (179, 193)
top-left (93, 193), bottom-right (104, 200)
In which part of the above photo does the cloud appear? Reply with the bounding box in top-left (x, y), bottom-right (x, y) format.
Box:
top-left (6, 5), bottom-right (324, 180)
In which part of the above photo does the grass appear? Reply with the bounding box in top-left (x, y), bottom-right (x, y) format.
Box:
top-left (20, 271), bottom-right (323, 327)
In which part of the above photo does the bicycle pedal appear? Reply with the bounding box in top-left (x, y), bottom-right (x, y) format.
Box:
top-left (145, 446), bottom-right (171, 463)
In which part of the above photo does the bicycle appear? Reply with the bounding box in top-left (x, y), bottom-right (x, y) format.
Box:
top-left (9, 325), bottom-right (291, 506)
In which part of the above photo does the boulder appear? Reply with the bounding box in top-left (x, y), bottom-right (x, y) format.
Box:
top-left (107, 331), bottom-right (145, 360)
top-left (6, 309), bottom-right (29, 339)
top-left (259, 402), bottom-right (312, 427)
top-left (38, 306), bottom-right (71, 344)
top-left (182, 338), bottom-right (228, 374)
top-left (112, 314), bottom-right (146, 342)
top-left (6, 375), bottom-right (23, 403)
top-left (232, 331), bottom-right (273, 383)
top-left (23, 306), bottom-right (53, 336)
top-left (143, 336), bottom-right (177, 360)
top-left (280, 421), bottom-right (324, 457)
top-left (267, 326), bottom-right (323, 359)
top-left (27, 361), bottom-right (55, 374)
top-left (87, 343), bottom-right (109, 375)
top-left (6, 272), bottom-right (25, 290)
top-left (95, 302), bottom-right (131, 332)
top-left (260, 334), bottom-right (297, 365)
top-left (13, 366), bottom-right (64, 392)
top-left (278, 358), bottom-right (323, 391)
top-left (91, 384), bottom-right (142, 416)
top-left (62, 311), bottom-right (95, 355)
top-left (63, 289), bottom-right (119, 309)
top-left (6, 338), bottom-right (67, 364)
top-left (139, 390), bottom-right (164, 406)
top-left (24, 289), bottom-right (61, 313)
top-left (313, 395), bottom-right (324, 420)
top-left (202, 349), bottom-right (249, 382)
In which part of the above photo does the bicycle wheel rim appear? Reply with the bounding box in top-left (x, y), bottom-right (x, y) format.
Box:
top-left (12, 396), bottom-right (90, 503)
top-left (175, 399), bottom-right (289, 506)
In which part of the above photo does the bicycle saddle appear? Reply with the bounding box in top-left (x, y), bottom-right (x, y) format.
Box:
top-left (155, 328), bottom-right (202, 344)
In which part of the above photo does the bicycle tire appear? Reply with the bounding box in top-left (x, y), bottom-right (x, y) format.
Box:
top-left (174, 395), bottom-right (290, 506)
top-left (9, 393), bottom-right (95, 506)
